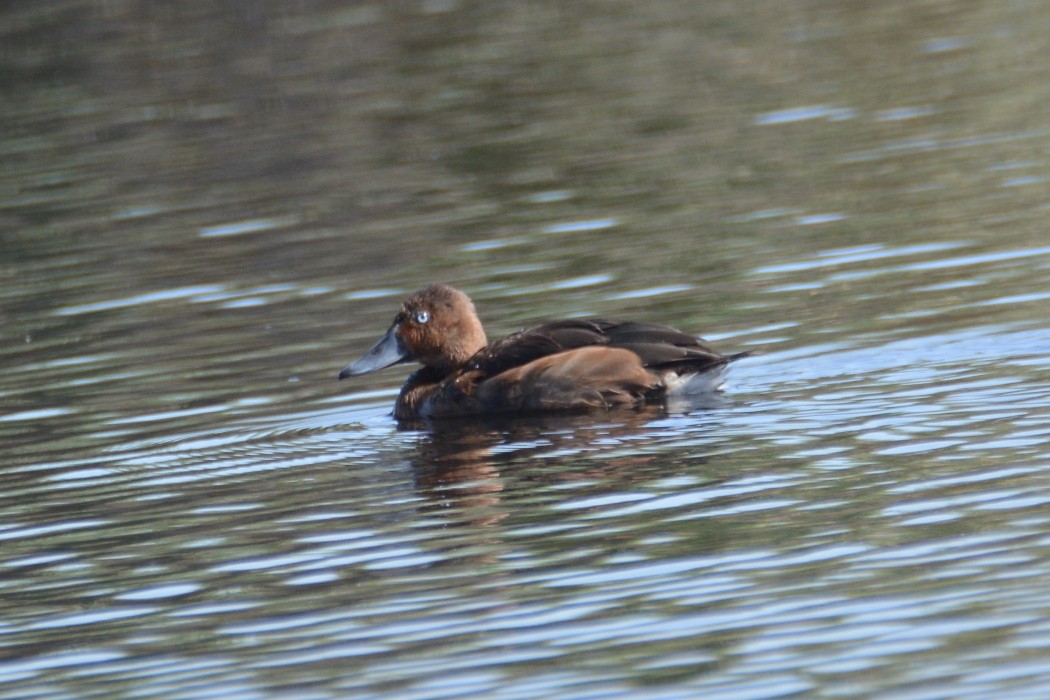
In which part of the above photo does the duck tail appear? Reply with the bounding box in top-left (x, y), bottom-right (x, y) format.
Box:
top-left (664, 350), bottom-right (753, 397)
top-left (723, 350), bottom-right (755, 364)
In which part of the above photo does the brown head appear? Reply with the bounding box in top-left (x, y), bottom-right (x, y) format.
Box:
top-left (338, 284), bottom-right (488, 379)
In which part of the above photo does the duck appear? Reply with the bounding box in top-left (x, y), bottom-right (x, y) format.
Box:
top-left (338, 283), bottom-right (751, 420)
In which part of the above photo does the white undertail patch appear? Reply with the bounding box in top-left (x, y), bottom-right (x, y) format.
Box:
top-left (662, 365), bottom-right (731, 397)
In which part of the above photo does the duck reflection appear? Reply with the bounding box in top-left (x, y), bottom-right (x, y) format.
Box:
top-left (403, 397), bottom-right (729, 526)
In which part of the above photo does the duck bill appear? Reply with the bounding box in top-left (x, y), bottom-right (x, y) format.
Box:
top-left (338, 326), bottom-right (408, 379)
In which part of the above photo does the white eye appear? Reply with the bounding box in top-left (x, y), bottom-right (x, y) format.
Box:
top-left (414, 310), bottom-right (430, 324)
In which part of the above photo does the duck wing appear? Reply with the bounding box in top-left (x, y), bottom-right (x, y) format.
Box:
top-left (466, 320), bottom-right (604, 376)
top-left (594, 321), bottom-right (732, 373)
top-left (469, 318), bottom-right (742, 377)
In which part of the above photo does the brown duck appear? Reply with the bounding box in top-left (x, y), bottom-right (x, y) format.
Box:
top-left (339, 284), bottom-right (750, 419)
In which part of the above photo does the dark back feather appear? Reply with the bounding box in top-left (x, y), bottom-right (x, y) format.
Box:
top-left (468, 318), bottom-right (737, 378)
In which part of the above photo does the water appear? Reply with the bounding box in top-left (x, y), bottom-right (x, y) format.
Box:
top-left (3, 2), bottom-right (1050, 698)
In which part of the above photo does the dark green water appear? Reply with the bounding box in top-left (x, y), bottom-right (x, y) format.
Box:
top-left (3, 2), bottom-right (1050, 698)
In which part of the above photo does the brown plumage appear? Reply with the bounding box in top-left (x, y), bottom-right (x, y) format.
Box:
top-left (338, 283), bottom-right (750, 419)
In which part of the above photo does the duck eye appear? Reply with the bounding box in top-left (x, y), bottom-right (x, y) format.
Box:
top-left (414, 310), bottom-right (430, 324)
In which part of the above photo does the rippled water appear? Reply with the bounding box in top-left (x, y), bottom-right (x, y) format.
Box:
top-left (4, 2), bottom-right (1050, 698)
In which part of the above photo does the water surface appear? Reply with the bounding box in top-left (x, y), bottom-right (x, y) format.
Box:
top-left (3, 2), bottom-right (1050, 698)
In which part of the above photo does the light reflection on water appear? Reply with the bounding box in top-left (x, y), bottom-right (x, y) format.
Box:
top-left (4, 292), bottom-right (1050, 699)
top-left (3, 1), bottom-right (1050, 698)
top-left (8, 310), bottom-right (1049, 696)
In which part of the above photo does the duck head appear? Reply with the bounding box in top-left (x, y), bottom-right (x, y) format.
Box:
top-left (339, 283), bottom-right (488, 379)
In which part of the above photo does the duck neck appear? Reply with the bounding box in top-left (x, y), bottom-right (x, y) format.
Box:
top-left (443, 320), bottom-right (487, 372)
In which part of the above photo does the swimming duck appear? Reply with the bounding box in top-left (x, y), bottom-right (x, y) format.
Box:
top-left (338, 284), bottom-right (750, 419)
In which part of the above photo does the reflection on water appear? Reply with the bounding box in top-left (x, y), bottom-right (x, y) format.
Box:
top-left (409, 409), bottom-right (679, 527)
top-left (3, 1), bottom-right (1050, 698)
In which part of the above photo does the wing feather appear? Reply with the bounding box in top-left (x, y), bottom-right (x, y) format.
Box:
top-left (469, 318), bottom-right (737, 377)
